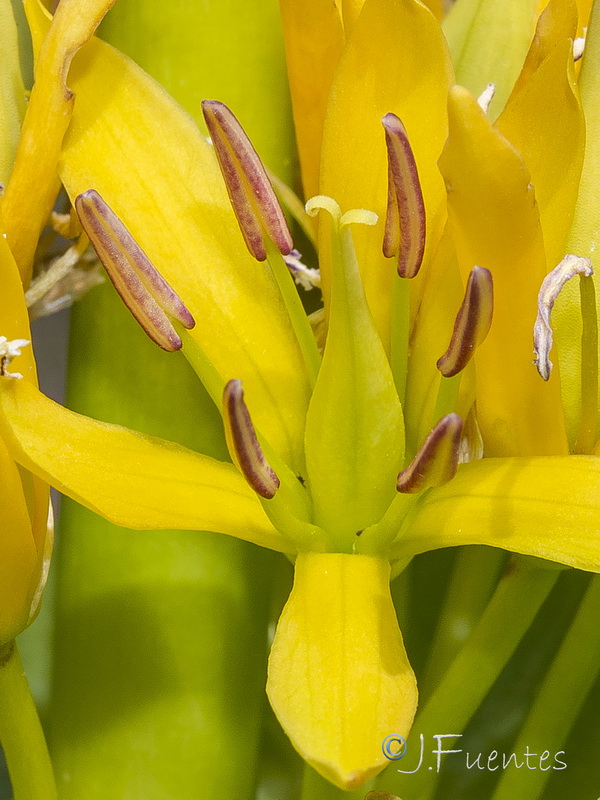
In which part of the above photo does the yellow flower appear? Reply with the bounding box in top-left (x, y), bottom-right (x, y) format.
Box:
top-left (1, 0), bottom-right (600, 791)
top-left (0, 0), bottom-right (114, 645)
top-left (0, 236), bottom-right (50, 645)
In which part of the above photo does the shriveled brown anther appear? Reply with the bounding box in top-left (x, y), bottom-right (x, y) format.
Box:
top-left (223, 379), bottom-right (280, 499)
top-left (437, 266), bottom-right (494, 377)
top-left (382, 113), bottom-right (426, 279)
top-left (202, 100), bottom-right (293, 261)
top-left (533, 254), bottom-right (593, 381)
top-left (397, 413), bottom-right (463, 494)
top-left (75, 189), bottom-right (194, 351)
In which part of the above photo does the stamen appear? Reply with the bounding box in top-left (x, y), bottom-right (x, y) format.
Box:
top-left (477, 83), bottom-right (496, 114)
top-left (202, 100), bottom-right (293, 261)
top-left (574, 35), bottom-right (585, 62)
top-left (382, 113), bottom-right (426, 279)
top-left (284, 249), bottom-right (321, 290)
top-left (223, 379), bottom-right (280, 499)
top-left (75, 190), bottom-right (194, 352)
top-left (533, 254), bottom-right (593, 381)
top-left (437, 266), bottom-right (494, 377)
top-left (397, 413), bottom-right (463, 494)
top-left (0, 337), bottom-right (30, 379)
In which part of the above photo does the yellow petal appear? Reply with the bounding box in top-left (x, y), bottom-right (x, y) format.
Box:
top-left (0, 234), bottom-right (35, 383)
top-left (0, 225), bottom-right (51, 608)
top-left (0, 0), bottom-right (26, 184)
top-left (56, 31), bottom-right (312, 471)
top-left (576, 0), bottom-right (593, 35)
top-left (0, 379), bottom-right (288, 553)
top-left (498, 40), bottom-right (585, 450)
top-left (395, 455), bottom-right (600, 572)
top-left (0, 435), bottom-right (38, 644)
top-left (498, 40), bottom-right (584, 271)
top-left (340, 0), bottom-right (365, 33)
top-left (439, 86), bottom-right (568, 456)
top-left (421, 0), bottom-right (443, 21)
top-left (280, 0), bottom-right (344, 199)
top-left (4, 0), bottom-right (116, 282)
top-left (442, 0), bottom-right (539, 118)
top-left (320, 0), bottom-right (453, 351)
top-left (507, 0), bottom-right (577, 98)
top-left (267, 553), bottom-right (417, 790)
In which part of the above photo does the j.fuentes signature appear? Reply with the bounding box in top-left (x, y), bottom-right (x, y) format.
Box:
top-left (382, 733), bottom-right (567, 773)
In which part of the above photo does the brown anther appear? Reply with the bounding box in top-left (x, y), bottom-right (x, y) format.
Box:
top-left (223, 379), bottom-right (280, 499)
top-left (202, 100), bottom-right (293, 261)
top-left (437, 266), bottom-right (494, 377)
top-left (397, 414), bottom-right (463, 494)
top-left (382, 113), bottom-right (426, 279)
top-left (75, 190), bottom-right (194, 352)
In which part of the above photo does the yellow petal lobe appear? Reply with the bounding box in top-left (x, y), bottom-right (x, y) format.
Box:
top-left (498, 38), bottom-right (584, 271)
top-left (507, 0), bottom-right (577, 98)
top-left (0, 379), bottom-right (287, 552)
top-left (4, 0), bottom-right (116, 282)
top-left (396, 456), bottom-right (600, 572)
top-left (279, 0), bottom-right (344, 199)
top-left (320, 0), bottom-right (453, 351)
top-left (0, 0), bottom-right (26, 184)
top-left (267, 553), bottom-right (417, 790)
top-left (439, 86), bottom-right (568, 456)
top-left (58, 36), bottom-right (312, 471)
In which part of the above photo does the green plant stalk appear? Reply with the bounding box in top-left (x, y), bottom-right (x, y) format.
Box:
top-left (374, 558), bottom-right (559, 799)
top-left (420, 546), bottom-right (507, 699)
top-left (490, 575), bottom-right (600, 800)
top-left (50, 1), bottom-right (296, 797)
top-left (0, 641), bottom-right (56, 800)
top-left (99, 0), bottom-right (294, 174)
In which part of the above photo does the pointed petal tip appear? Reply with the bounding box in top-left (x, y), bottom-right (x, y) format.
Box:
top-left (267, 554), bottom-right (417, 792)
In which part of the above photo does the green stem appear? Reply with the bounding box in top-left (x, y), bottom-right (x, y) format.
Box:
top-left (420, 546), bottom-right (507, 699)
top-left (374, 558), bottom-right (559, 799)
top-left (490, 574), bottom-right (600, 800)
top-left (431, 372), bottom-right (461, 425)
top-left (299, 763), bottom-right (373, 800)
top-left (574, 273), bottom-right (598, 454)
top-left (0, 641), bottom-right (56, 800)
